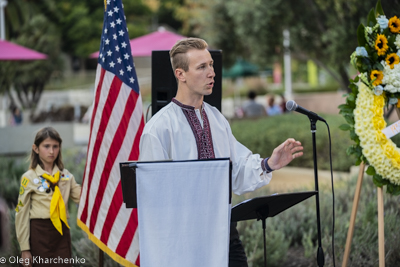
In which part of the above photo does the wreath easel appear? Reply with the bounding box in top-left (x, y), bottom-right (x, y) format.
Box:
top-left (339, 1), bottom-right (400, 266)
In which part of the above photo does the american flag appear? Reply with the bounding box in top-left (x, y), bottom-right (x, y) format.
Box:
top-left (77, 0), bottom-right (143, 266)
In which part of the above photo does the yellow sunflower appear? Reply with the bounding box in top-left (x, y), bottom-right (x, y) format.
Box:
top-left (389, 16), bottom-right (400, 33)
top-left (385, 53), bottom-right (400, 69)
top-left (375, 34), bottom-right (389, 56)
top-left (370, 70), bottom-right (384, 86)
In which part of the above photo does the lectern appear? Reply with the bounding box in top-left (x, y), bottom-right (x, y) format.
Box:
top-left (120, 158), bottom-right (232, 267)
top-left (231, 191), bottom-right (317, 267)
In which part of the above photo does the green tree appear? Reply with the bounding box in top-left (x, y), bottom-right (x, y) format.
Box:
top-left (153, 0), bottom-right (184, 31)
top-left (177, 0), bottom-right (400, 90)
top-left (2, 0), bottom-right (63, 114)
top-left (2, 0), bottom-right (155, 117)
top-left (12, 14), bottom-right (63, 110)
top-left (38, 0), bottom-right (153, 58)
top-left (32, 0), bottom-right (152, 71)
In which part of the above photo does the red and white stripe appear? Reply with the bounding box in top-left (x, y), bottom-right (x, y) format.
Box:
top-left (78, 64), bottom-right (144, 266)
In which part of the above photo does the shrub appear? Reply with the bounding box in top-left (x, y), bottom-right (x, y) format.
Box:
top-left (0, 157), bottom-right (28, 207)
top-left (234, 173), bottom-right (400, 267)
top-left (2, 129), bottom-right (400, 266)
top-left (230, 113), bottom-right (355, 171)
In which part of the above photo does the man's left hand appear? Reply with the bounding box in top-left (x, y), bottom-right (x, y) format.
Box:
top-left (267, 138), bottom-right (303, 171)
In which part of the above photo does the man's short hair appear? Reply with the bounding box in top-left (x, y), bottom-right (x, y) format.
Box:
top-left (170, 37), bottom-right (208, 72)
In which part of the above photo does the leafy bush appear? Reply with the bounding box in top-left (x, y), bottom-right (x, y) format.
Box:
top-left (239, 218), bottom-right (290, 267)
top-left (230, 113), bottom-right (355, 171)
top-left (2, 130), bottom-right (400, 266)
top-left (62, 146), bottom-right (87, 184)
top-left (0, 157), bottom-right (29, 207)
top-left (234, 172), bottom-right (400, 266)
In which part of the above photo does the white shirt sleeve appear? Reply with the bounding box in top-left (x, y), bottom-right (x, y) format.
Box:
top-left (139, 132), bottom-right (170, 161)
top-left (225, 120), bottom-right (272, 195)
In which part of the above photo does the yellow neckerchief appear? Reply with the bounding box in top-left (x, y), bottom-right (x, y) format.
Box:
top-left (41, 171), bottom-right (70, 235)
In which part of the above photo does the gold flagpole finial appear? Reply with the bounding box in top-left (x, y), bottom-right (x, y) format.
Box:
top-left (104, 0), bottom-right (107, 11)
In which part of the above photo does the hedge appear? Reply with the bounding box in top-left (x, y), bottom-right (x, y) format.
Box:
top-left (231, 113), bottom-right (360, 172)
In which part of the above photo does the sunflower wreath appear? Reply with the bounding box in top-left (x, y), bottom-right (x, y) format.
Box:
top-left (339, 0), bottom-right (400, 195)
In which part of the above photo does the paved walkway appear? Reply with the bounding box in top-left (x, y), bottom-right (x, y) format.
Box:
top-left (266, 166), bottom-right (354, 193)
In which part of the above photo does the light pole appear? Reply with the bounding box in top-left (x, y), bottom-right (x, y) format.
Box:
top-left (0, 0), bottom-right (7, 40)
top-left (283, 29), bottom-right (292, 100)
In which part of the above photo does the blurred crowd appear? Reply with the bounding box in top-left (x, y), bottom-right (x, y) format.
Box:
top-left (238, 90), bottom-right (287, 118)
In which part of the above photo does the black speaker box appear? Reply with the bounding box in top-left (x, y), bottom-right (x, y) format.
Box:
top-left (151, 50), bottom-right (222, 116)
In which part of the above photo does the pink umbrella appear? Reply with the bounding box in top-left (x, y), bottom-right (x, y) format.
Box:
top-left (0, 39), bottom-right (48, 61)
top-left (90, 28), bottom-right (186, 58)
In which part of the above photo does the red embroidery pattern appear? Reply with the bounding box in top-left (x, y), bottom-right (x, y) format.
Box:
top-left (172, 98), bottom-right (215, 159)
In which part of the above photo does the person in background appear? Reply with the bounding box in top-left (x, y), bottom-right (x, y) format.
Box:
top-left (15, 127), bottom-right (81, 267)
top-left (280, 94), bottom-right (288, 113)
top-left (242, 90), bottom-right (267, 117)
top-left (266, 95), bottom-right (282, 116)
top-left (139, 37), bottom-right (303, 266)
top-left (9, 106), bottom-right (23, 125)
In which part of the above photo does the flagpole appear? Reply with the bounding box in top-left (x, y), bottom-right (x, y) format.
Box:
top-left (99, 249), bottom-right (104, 267)
top-left (78, 0), bottom-right (143, 265)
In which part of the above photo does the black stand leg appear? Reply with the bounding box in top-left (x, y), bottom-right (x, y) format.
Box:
top-left (262, 218), bottom-right (267, 267)
top-left (310, 118), bottom-right (324, 267)
top-left (257, 207), bottom-right (269, 267)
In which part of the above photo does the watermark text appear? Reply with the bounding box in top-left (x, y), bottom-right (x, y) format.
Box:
top-left (0, 256), bottom-right (86, 265)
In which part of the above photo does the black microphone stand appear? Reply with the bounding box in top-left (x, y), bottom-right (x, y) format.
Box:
top-left (309, 116), bottom-right (325, 267)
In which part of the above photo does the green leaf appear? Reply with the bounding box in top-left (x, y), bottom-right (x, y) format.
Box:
top-left (387, 183), bottom-right (400, 195)
top-left (355, 137), bottom-right (360, 145)
top-left (351, 86), bottom-right (359, 95)
top-left (339, 108), bottom-right (354, 116)
top-left (388, 34), bottom-right (396, 48)
top-left (347, 93), bottom-right (355, 102)
top-left (350, 130), bottom-right (358, 141)
top-left (348, 101), bottom-right (356, 109)
top-left (338, 104), bottom-right (349, 109)
top-left (346, 146), bottom-right (355, 155)
top-left (373, 62), bottom-right (384, 71)
top-left (373, 174), bottom-right (385, 187)
top-left (338, 104), bottom-right (354, 115)
top-left (367, 8), bottom-right (377, 26)
top-left (382, 27), bottom-right (390, 36)
top-left (344, 115), bottom-right (355, 125)
top-left (375, 0), bottom-right (385, 17)
top-left (366, 165), bottom-right (376, 175)
top-left (339, 124), bottom-right (351, 131)
top-left (355, 159), bottom-right (362, 166)
top-left (349, 85), bottom-right (358, 93)
top-left (354, 146), bottom-right (363, 158)
top-left (357, 24), bottom-right (367, 47)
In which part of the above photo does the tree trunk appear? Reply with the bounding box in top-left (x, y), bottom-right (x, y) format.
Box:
top-left (338, 64), bottom-right (351, 92)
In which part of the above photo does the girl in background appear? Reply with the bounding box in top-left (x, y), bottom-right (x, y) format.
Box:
top-left (15, 127), bottom-right (81, 267)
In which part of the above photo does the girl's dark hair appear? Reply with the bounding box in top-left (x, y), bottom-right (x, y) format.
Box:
top-left (30, 127), bottom-right (64, 170)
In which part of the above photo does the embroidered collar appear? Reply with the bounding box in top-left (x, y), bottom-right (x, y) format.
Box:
top-left (172, 98), bottom-right (215, 159)
top-left (171, 98), bottom-right (204, 111)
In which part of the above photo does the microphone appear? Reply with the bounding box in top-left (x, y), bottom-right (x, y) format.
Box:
top-left (286, 100), bottom-right (326, 122)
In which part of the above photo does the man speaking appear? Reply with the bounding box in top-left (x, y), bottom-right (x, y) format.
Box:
top-left (139, 37), bottom-right (303, 266)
